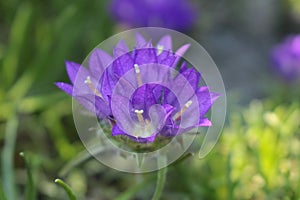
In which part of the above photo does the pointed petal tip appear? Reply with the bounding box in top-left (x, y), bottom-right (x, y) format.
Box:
top-left (158, 35), bottom-right (172, 50)
top-left (199, 118), bottom-right (212, 126)
top-left (55, 82), bottom-right (73, 96)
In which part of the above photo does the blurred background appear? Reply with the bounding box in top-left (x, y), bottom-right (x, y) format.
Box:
top-left (0, 0), bottom-right (299, 199)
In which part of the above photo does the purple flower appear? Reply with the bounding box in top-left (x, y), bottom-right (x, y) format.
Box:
top-left (109, 0), bottom-right (197, 31)
top-left (271, 35), bottom-right (300, 81)
top-left (56, 34), bottom-right (219, 143)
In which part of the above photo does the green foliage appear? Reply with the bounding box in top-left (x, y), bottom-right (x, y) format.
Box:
top-left (0, 0), bottom-right (113, 199)
top-left (181, 100), bottom-right (300, 200)
top-left (0, 0), bottom-right (299, 199)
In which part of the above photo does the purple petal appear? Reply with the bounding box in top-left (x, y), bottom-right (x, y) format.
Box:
top-left (55, 82), bottom-right (73, 96)
top-left (179, 62), bottom-right (188, 73)
top-left (114, 40), bottom-right (130, 58)
top-left (157, 35), bottom-right (172, 50)
top-left (175, 44), bottom-right (190, 57)
top-left (65, 61), bottom-right (81, 84)
top-left (173, 44), bottom-right (190, 67)
top-left (198, 118), bottom-right (212, 126)
top-left (88, 49), bottom-right (112, 79)
top-left (111, 94), bottom-right (136, 134)
top-left (135, 33), bottom-right (147, 48)
top-left (112, 51), bottom-right (134, 77)
top-left (157, 50), bottom-right (176, 66)
top-left (73, 70), bottom-right (99, 97)
top-left (133, 48), bottom-right (157, 65)
top-left (100, 69), bottom-right (117, 100)
top-left (75, 94), bottom-right (111, 118)
top-left (161, 104), bottom-right (175, 116)
top-left (131, 84), bottom-right (157, 114)
top-left (196, 87), bottom-right (220, 117)
top-left (179, 67), bottom-right (201, 91)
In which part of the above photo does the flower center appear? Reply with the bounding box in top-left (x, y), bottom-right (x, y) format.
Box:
top-left (84, 76), bottom-right (103, 98)
top-left (132, 109), bottom-right (152, 138)
top-left (173, 100), bottom-right (193, 121)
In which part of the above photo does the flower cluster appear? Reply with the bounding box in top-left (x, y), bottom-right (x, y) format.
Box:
top-left (109, 0), bottom-right (197, 31)
top-left (271, 35), bottom-right (300, 81)
top-left (56, 34), bottom-right (219, 143)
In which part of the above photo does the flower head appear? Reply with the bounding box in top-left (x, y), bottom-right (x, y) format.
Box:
top-left (56, 34), bottom-right (219, 144)
top-left (109, 0), bottom-right (197, 31)
top-left (271, 35), bottom-right (300, 81)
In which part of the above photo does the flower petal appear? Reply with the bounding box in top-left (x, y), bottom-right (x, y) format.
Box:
top-left (112, 51), bottom-right (134, 77)
top-left (114, 40), bottom-right (130, 58)
top-left (173, 44), bottom-right (190, 67)
top-left (88, 48), bottom-right (112, 79)
top-left (198, 118), bottom-right (212, 126)
top-left (75, 94), bottom-right (111, 118)
top-left (133, 48), bottom-right (157, 65)
top-left (55, 82), bottom-right (73, 96)
top-left (179, 67), bottom-right (201, 91)
top-left (196, 87), bottom-right (220, 117)
top-left (111, 94), bottom-right (136, 134)
top-left (157, 35), bottom-right (172, 51)
top-left (157, 50), bottom-right (176, 66)
top-left (135, 33), bottom-right (147, 48)
top-left (131, 84), bottom-right (157, 115)
top-left (65, 61), bottom-right (81, 84)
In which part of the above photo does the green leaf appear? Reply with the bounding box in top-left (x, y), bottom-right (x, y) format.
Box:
top-left (18, 93), bottom-right (66, 113)
top-left (2, 2), bottom-right (34, 87)
top-left (1, 114), bottom-right (18, 200)
top-left (54, 179), bottom-right (77, 200)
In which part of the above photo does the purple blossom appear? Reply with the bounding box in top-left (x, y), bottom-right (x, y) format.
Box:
top-left (109, 0), bottom-right (197, 31)
top-left (271, 35), bottom-right (300, 81)
top-left (56, 34), bottom-right (219, 143)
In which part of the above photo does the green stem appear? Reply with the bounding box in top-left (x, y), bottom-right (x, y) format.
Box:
top-left (115, 176), bottom-right (155, 200)
top-left (1, 114), bottom-right (18, 200)
top-left (151, 166), bottom-right (167, 200)
top-left (0, 181), bottom-right (7, 200)
top-left (54, 179), bottom-right (77, 200)
top-left (20, 152), bottom-right (36, 200)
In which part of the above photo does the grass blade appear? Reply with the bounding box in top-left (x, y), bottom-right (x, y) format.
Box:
top-left (19, 152), bottom-right (36, 200)
top-left (1, 114), bottom-right (18, 200)
top-left (2, 2), bottom-right (33, 87)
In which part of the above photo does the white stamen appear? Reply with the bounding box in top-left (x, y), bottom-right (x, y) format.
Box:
top-left (134, 109), bottom-right (145, 124)
top-left (134, 64), bottom-right (140, 74)
top-left (173, 100), bottom-right (193, 120)
top-left (84, 76), bottom-right (92, 84)
top-left (134, 64), bottom-right (143, 86)
top-left (134, 109), bottom-right (144, 114)
top-left (84, 76), bottom-right (103, 98)
top-left (185, 100), bottom-right (193, 108)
